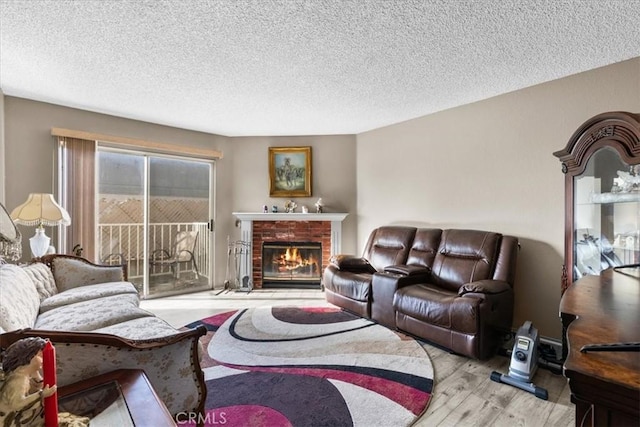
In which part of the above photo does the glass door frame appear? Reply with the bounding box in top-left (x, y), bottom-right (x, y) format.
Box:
top-left (97, 145), bottom-right (215, 298)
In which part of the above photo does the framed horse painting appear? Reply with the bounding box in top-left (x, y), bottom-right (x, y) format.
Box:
top-left (268, 146), bottom-right (312, 197)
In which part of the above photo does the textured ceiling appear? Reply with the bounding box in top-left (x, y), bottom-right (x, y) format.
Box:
top-left (1, 0), bottom-right (639, 136)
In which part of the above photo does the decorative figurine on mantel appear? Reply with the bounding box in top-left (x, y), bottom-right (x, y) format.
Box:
top-left (284, 200), bottom-right (297, 213)
top-left (315, 198), bottom-right (324, 213)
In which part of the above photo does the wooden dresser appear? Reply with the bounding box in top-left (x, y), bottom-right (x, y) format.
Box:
top-left (560, 268), bottom-right (640, 427)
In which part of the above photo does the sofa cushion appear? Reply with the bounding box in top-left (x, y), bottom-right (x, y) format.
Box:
top-left (21, 263), bottom-right (58, 301)
top-left (406, 228), bottom-right (442, 268)
top-left (94, 316), bottom-right (182, 340)
top-left (431, 230), bottom-right (501, 292)
top-left (34, 293), bottom-right (151, 331)
top-left (0, 264), bottom-right (40, 331)
top-left (393, 283), bottom-right (480, 334)
top-left (364, 226), bottom-right (417, 272)
top-left (39, 281), bottom-right (139, 313)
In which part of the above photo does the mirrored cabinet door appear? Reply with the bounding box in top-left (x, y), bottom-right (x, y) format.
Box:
top-left (554, 112), bottom-right (640, 292)
top-left (573, 147), bottom-right (639, 281)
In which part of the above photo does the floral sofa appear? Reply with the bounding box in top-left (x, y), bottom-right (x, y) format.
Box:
top-left (0, 254), bottom-right (206, 419)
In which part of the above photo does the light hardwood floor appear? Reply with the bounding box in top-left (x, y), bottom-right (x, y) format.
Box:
top-left (141, 289), bottom-right (574, 427)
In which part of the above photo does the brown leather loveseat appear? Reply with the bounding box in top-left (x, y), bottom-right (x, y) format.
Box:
top-left (323, 226), bottom-right (518, 359)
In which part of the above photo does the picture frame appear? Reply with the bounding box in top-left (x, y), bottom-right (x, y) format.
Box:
top-left (269, 146), bottom-right (312, 197)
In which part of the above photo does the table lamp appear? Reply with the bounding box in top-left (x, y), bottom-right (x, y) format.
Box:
top-left (10, 193), bottom-right (71, 258)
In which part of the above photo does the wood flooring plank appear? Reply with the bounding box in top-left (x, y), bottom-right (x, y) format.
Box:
top-left (556, 380), bottom-right (573, 407)
top-left (545, 403), bottom-right (575, 427)
top-left (490, 410), bottom-right (529, 426)
top-left (417, 369), bottom-right (488, 425)
top-left (473, 375), bottom-right (519, 409)
top-left (502, 388), bottom-right (558, 427)
top-left (434, 393), bottom-right (502, 427)
top-left (462, 354), bottom-right (510, 376)
top-left (420, 344), bottom-right (467, 382)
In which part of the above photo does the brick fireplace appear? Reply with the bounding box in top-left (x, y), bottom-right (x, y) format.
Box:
top-left (233, 212), bottom-right (348, 289)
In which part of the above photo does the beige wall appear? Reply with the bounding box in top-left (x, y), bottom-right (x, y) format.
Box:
top-left (225, 135), bottom-right (358, 255)
top-left (356, 58), bottom-right (640, 339)
top-left (2, 97), bottom-right (358, 287)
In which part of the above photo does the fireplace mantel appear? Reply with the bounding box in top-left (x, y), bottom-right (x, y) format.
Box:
top-left (233, 212), bottom-right (348, 222)
top-left (232, 212), bottom-right (348, 288)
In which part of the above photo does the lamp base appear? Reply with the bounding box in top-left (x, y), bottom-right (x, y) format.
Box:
top-left (30, 227), bottom-right (51, 258)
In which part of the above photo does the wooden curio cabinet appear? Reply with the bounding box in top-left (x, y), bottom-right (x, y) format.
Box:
top-left (553, 111), bottom-right (640, 294)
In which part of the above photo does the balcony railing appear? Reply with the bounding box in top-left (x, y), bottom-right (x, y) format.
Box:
top-left (98, 222), bottom-right (210, 283)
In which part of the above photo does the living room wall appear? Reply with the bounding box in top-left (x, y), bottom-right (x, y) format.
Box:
top-left (1, 97), bottom-right (358, 288)
top-left (224, 134), bottom-right (358, 256)
top-left (356, 57), bottom-right (640, 339)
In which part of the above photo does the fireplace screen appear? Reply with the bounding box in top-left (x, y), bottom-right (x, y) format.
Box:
top-left (262, 241), bottom-right (322, 287)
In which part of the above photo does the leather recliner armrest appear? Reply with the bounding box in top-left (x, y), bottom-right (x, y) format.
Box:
top-left (329, 255), bottom-right (376, 273)
top-left (370, 269), bottom-right (430, 329)
top-left (458, 279), bottom-right (512, 296)
top-left (384, 264), bottom-right (431, 277)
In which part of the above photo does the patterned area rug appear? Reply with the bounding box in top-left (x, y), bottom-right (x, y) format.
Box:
top-left (183, 306), bottom-right (434, 427)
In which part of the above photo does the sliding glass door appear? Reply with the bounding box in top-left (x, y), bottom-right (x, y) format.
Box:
top-left (147, 157), bottom-right (211, 296)
top-left (97, 149), bottom-right (214, 298)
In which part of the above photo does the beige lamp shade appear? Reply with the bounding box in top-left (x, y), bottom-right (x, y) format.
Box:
top-left (11, 193), bottom-right (71, 226)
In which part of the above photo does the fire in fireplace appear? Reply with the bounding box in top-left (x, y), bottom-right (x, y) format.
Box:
top-left (262, 241), bottom-right (322, 288)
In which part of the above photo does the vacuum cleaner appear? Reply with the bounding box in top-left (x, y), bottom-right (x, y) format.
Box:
top-left (490, 321), bottom-right (549, 400)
